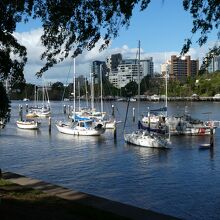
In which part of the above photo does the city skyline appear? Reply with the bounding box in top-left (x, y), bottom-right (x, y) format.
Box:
top-left (14, 0), bottom-right (218, 85)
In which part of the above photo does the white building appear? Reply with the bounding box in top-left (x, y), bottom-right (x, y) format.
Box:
top-left (106, 53), bottom-right (122, 74)
top-left (107, 54), bottom-right (154, 89)
top-left (108, 70), bottom-right (119, 88)
top-left (160, 60), bottom-right (171, 78)
top-left (108, 58), bottom-right (144, 89)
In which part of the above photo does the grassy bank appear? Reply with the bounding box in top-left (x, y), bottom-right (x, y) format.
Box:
top-left (0, 179), bottom-right (129, 220)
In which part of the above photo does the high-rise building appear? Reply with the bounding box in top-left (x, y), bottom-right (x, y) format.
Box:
top-left (170, 55), bottom-right (199, 80)
top-left (116, 58), bottom-right (143, 88)
top-left (107, 54), bottom-right (154, 89)
top-left (106, 53), bottom-right (122, 73)
top-left (141, 57), bottom-right (154, 76)
top-left (207, 56), bottom-right (220, 73)
top-left (91, 60), bottom-right (107, 84)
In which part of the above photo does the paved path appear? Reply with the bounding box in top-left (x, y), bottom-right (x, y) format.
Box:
top-left (3, 171), bottom-right (180, 220)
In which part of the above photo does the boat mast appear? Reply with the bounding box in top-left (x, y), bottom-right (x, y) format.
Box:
top-left (138, 40), bottom-right (140, 119)
top-left (165, 54), bottom-right (168, 117)
top-left (100, 64), bottom-right (103, 114)
top-left (78, 81), bottom-right (81, 111)
top-left (42, 84), bottom-right (45, 107)
top-left (73, 58), bottom-right (76, 119)
top-left (34, 85), bottom-right (37, 107)
top-left (165, 66), bottom-right (168, 117)
top-left (85, 77), bottom-right (89, 108)
top-left (91, 71), bottom-right (94, 110)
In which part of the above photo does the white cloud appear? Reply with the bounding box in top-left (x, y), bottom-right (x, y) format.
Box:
top-left (13, 28), bottom-right (210, 84)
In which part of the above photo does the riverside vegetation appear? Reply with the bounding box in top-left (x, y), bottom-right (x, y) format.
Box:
top-left (8, 71), bottom-right (220, 101)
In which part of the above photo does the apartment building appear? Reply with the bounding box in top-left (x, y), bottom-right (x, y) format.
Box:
top-left (107, 53), bottom-right (154, 89)
top-left (170, 55), bottom-right (199, 80)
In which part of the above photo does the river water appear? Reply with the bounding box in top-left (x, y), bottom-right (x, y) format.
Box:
top-left (1, 100), bottom-right (220, 219)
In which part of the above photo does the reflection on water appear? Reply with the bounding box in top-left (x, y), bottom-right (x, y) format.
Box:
top-left (126, 143), bottom-right (169, 159)
top-left (56, 132), bottom-right (107, 145)
top-left (16, 128), bottom-right (41, 138)
top-left (1, 101), bottom-right (220, 220)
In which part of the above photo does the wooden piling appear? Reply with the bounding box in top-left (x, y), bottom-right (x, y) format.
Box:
top-left (48, 117), bottom-right (51, 133)
top-left (63, 105), bottom-right (66, 114)
top-left (132, 107), bottom-right (135, 122)
top-left (19, 105), bottom-right (23, 121)
top-left (210, 127), bottom-right (214, 148)
top-left (112, 105), bottom-right (115, 117)
top-left (67, 105), bottom-right (70, 116)
top-left (25, 104), bottom-right (28, 113)
top-left (114, 127), bottom-right (117, 139)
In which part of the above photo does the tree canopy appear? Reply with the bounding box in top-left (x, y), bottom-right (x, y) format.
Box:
top-left (2, 0), bottom-right (220, 79)
top-left (1, 0), bottom-right (220, 123)
top-left (182, 0), bottom-right (220, 69)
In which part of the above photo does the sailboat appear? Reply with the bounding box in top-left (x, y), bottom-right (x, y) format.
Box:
top-left (140, 60), bottom-right (215, 136)
top-left (166, 109), bottom-right (216, 136)
top-left (124, 41), bottom-right (170, 149)
top-left (72, 65), bottom-right (116, 129)
top-left (56, 58), bottom-right (105, 136)
top-left (27, 84), bottom-right (51, 118)
top-left (16, 120), bottom-right (40, 130)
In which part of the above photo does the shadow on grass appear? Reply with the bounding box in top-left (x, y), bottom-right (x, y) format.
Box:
top-left (0, 181), bottom-right (129, 220)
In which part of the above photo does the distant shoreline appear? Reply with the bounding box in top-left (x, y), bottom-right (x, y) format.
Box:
top-left (13, 97), bottom-right (220, 102)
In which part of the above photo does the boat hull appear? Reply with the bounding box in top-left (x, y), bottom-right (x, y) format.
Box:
top-left (124, 132), bottom-right (169, 148)
top-left (16, 121), bottom-right (39, 130)
top-left (56, 123), bottom-right (105, 136)
top-left (105, 120), bottom-right (116, 129)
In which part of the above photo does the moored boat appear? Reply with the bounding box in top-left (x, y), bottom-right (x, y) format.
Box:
top-left (124, 130), bottom-right (170, 148)
top-left (56, 120), bottom-right (105, 136)
top-left (124, 41), bottom-right (170, 149)
top-left (199, 143), bottom-right (212, 150)
top-left (16, 120), bottom-right (40, 130)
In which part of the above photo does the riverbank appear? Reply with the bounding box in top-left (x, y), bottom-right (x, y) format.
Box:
top-left (13, 96), bottom-right (220, 102)
top-left (0, 171), bottom-right (179, 220)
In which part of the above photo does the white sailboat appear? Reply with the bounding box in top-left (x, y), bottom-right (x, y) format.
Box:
top-left (27, 83), bottom-right (51, 118)
top-left (124, 130), bottom-right (169, 148)
top-left (72, 65), bottom-right (116, 129)
top-left (124, 41), bottom-right (170, 149)
top-left (56, 119), bottom-right (105, 136)
top-left (16, 120), bottom-right (40, 130)
top-left (141, 60), bottom-right (215, 136)
top-left (56, 58), bottom-right (105, 136)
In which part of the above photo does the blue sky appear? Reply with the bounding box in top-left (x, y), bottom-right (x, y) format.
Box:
top-left (14, 0), bottom-right (218, 84)
top-left (111, 0), bottom-right (193, 51)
